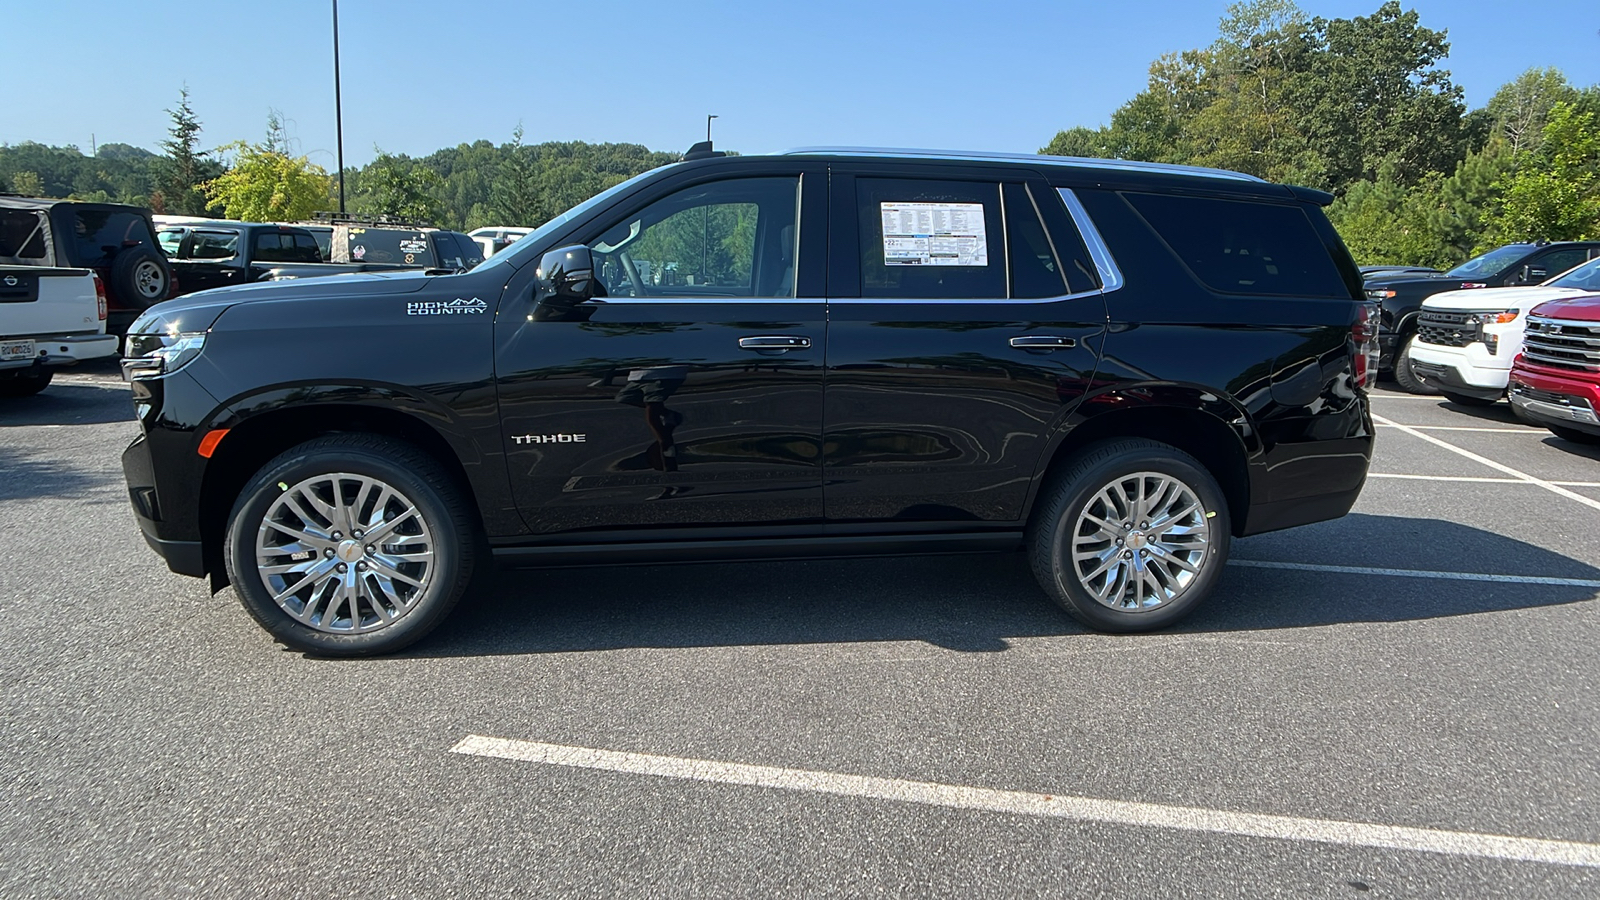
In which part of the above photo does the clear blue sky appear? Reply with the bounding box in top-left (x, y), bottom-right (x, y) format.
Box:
top-left (4, 0), bottom-right (1597, 167)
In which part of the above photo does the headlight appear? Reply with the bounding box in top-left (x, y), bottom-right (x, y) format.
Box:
top-left (1466, 309), bottom-right (1518, 326)
top-left (1365, 288), bottom-right (1396, 300)
top-left (121, 330), bottom-right (207, 380)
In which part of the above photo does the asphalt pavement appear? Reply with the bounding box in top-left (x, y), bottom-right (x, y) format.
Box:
top-left (3, 361), bottom-right (1598, 898)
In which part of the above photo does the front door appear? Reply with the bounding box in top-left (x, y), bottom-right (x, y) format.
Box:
top-left (823, 165), bottom-right (1108, 524)
top-left (495, 168), bottom-right (828, 535)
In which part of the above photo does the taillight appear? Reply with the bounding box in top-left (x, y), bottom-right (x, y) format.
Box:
top-left (1353, 302), bottom-right (1379, 390)
top-left (93, 273), bottom-right (107, 321)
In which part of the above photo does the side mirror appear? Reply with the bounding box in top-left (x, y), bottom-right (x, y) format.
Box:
top-left (1528, 267), bottom-right (1547, 283)
top-left (537, 245), bottom-right (596, 303)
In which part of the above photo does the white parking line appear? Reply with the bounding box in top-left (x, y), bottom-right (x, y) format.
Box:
top-left (1371, 413), bottom-right (1600, 513)
top-left (1227, 559), bottom-right (1600, 588)
top-left (1366, 473), bottom-right (1600, 487)
top-left (1376, 424), bottom-right (1544, 434)
top-left (449, 735), bottom-right (1600, 868)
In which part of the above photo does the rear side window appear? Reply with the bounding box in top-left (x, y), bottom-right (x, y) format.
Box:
top-left (1124, 193), bottom-right (1347, 298)
top-left (255, 231), bottom-right (320, 263)
top-left (0, 209), bottom-right (48, 260)
top-left (191, 230), bottom-right (240, 260)
top-left (857, 178), bottom-right (1005, 300)
top-left (349, 228), bottom-right (432, 266)
top-left (69, 209), bottom-right (156, 266)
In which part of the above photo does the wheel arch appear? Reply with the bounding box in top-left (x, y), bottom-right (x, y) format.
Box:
top-left (197, 400), bottom-right (486, 590)
top-left (1030, 390), bottom-right (1257, 537)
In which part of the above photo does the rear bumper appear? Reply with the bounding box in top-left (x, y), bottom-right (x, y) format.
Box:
top-left (0, 333), bottom-right (117, 370)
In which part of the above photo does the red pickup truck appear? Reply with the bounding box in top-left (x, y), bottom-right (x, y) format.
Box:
top-left (1508, 294), bottom-right (1600, 444)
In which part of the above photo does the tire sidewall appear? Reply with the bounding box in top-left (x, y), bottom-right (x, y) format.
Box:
top-left (1043, 445), bottom-right (1231, 632)
top-left (225, 442), bottom-right (465, 655)
top-left (111, 246), bottom-right (170, 308)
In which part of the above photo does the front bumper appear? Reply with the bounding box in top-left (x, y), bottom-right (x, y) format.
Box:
top-left (1509, 364), bottom-right (1600, 437)
top-left (0, 333), bottom-right (118, 370)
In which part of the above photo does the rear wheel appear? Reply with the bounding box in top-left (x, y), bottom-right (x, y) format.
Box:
top-left (0, 369), bottom-right (52, 398)
top-left (224, 434), bottom-right (477, 656)
top-left (1549, 425), bottom-right (1600, 446)
top-left (1028, 439), bottom-right (1231, 632)
top-left (1392, 337), bottom-right (1438, 395)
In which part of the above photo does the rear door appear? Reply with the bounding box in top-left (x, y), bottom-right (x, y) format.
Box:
top-left (494, 162), bottom-right (829, 534)
top-left (822, 163), bottom-right (1107, 524)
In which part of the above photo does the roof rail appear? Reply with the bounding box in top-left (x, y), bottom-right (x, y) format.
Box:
top-left (779, 147), bottom-right (1267, 183)
top-left (310, 210), bottom-right (433, 229)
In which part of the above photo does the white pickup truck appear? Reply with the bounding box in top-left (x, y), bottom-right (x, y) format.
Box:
top-left (1407, 255), bottom-right (1600, 405)
top-left (0, 265), bottom-right (119, 397)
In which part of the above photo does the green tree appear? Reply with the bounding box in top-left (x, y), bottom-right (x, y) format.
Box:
top-left (491, 124), bottom-right (541, 226)
top-left (1496, 103), bottom-right (1600, 242)
top-left (155, 86), bottom-right (217, 216)
top-left (353, 148), bottom-right (444, 222)
top-left (1485, 68), bottom-right (1580, 158)
top-left (204, 140), bottom-right (332, 222)
top-left (10, 171), bottom-right (43, 197)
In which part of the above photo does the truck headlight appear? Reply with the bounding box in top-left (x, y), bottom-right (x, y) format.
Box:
top-left (121, 331), bottom-right (207, 380)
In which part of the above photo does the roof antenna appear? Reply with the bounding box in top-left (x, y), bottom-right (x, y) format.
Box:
top-left (684, 115), bottom-right (725, 160)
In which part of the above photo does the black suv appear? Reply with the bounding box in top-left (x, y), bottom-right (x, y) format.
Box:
top-left (120, 146), bottom-right (1377, 655)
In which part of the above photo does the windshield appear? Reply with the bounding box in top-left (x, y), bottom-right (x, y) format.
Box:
top-left (472, 165), bottom-right (674, 274)
top-left (1445, 245), bottom-right (1530, 279)
top-left (1549, 257), bottom-right (1600, 291)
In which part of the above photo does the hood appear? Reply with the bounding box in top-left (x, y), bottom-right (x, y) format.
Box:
top-left (1530, 293), bottom-right (1600, 321)
top-left (127, 269), bottom-right (435, 335)
top-left (1421, 285), bottom-right (1588, 312)
top-left (1365, 272), bottom-right (1475, 290)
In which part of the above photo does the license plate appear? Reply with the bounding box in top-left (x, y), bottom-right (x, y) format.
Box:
top-left (0, 340), bottom-right (35, 362)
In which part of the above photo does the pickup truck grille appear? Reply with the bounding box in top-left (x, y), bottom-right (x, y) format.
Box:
top-left (1523, 316), bottom-right (1600, 373)
top-left (1416, 310), bottom-right (1477, 348)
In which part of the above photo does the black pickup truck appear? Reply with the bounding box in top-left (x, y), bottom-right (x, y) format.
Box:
top-left (160, 219), bottom-right (486, 294)
top-left (1365, 241), bottom-right (1600, 392)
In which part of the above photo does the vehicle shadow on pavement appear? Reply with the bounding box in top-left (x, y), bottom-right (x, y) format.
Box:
top-left (1434, 399), bottom-right (1526, 425)
top-left (1540, 435), bottom-right (1600, 462)
top-left (0, 383), bottom-right (133, 427)
top-left (409, 514), bottom-right (1599, 658)
top-left (0, 445), bottom-right (116, 501)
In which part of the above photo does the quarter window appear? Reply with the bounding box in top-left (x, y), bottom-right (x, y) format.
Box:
top-left (0, 209), bottom-right (49, 260)
top-left (586, 176), bottom-right (799, 299)
top-left (856, 178), bottom-right (1004, 300)
top-left (1125, 193), bottom-right (1348, 298)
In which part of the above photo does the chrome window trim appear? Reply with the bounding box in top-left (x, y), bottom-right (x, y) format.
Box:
top-left (1057, 188), bottom-right (1124, 294)
top-left (779, 147), bottom-right (1266, 183)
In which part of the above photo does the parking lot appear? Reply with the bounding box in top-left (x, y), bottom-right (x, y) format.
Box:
top-left (3, 362), bottom-right (1598, 898)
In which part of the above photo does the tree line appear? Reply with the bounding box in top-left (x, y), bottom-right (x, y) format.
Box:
top-left (1044, 0), bottom-right (1600, 266)
top-left (0, 94), bottom-right (676, 232)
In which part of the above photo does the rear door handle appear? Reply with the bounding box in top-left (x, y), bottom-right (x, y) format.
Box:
top-left (1009, 335), bottom-right (1077, 352)
top-left (738, 335), bottom-right (811, 354)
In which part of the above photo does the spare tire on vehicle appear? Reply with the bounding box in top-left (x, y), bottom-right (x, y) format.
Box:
top-left (110, 245), bottom-right (171, 308)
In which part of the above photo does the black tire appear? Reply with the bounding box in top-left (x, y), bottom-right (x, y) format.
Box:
top-left (1028, 438), bottom-right (1231, 633)
top-left (224, 434), bottom-right (477, 656)
top-left (1549, 425), bottom-right (1600, 446)
top-left (0, 369), bottom-right (52, 397)
top-left (1441, 391), bottom-right (1498, 408)
top-left (110, 245), bottom-right (171, 309)
top-left (1392, 337), bottom-right (1438, 395)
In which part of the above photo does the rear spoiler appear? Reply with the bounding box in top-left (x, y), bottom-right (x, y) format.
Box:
top-left (1287, 185), bottom-right (1334, 207)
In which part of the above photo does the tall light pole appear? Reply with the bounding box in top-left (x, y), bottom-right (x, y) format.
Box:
top-left (332, 0), bottom-right (347, 213)
top-left (702, 115), bottom-right (717, 283)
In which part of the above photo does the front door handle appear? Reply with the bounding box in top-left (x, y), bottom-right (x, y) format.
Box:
top-left (738, 335), bottom-right (811, 354)
top-left (1009, 335), bottom-right (1077, 352)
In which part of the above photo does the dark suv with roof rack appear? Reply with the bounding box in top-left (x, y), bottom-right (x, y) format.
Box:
top-left (119, 143), bottom-right (1377, 656)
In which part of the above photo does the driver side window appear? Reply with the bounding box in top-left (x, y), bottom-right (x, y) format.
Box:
top-left (587, 176), bottom-right (799, 299)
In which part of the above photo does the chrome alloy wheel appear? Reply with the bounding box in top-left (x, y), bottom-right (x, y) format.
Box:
top-left (1069, 471), bottom-right (1211, 612)
top-left (253, 473), bottom-right (436, 634)
top-left (134, 259), bottom-right (165, 299)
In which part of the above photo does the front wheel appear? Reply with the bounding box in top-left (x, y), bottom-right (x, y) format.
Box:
top-left (224, 435), bottom-right (478, 656)
top-left (1028, 439), bottom-right (1231, 632)
top-left (1392, 338), bottom-right (1438, 395)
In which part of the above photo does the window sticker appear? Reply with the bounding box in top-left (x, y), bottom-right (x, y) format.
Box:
top-left (399, 238), bottom-right (428, 255)
top-left (881, 202), bottom-right (988, 266)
